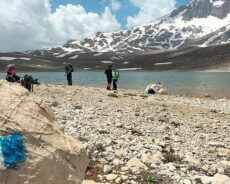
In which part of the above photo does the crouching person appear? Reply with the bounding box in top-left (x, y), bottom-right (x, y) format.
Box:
top-left (5, 64), bottom-right (20, 82)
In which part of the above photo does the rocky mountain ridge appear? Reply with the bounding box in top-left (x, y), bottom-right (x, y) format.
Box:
top-left (29, 0), bottom-right (230, 57)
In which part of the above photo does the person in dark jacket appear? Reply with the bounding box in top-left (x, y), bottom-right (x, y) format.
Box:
top-left (65, 63), bottom-right (74, 86)
top-left (104, 64), bottom-right (112, 90)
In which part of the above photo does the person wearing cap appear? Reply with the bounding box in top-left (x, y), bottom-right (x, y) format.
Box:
top-left (5, 64), bottom-right (20, 82)
top-left (104, 64), bottom-right (113, 90)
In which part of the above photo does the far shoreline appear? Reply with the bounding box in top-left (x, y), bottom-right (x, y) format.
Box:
top-left (1, 68), bottom-right (230, 73)
top-left (0, 71), bottom-right (229, 99)
top-left (35, 83), bottom-right (230, 100)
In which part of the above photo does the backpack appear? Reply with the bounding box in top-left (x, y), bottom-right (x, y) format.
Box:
top-left (112, 69), bottom-right (119, 79)
top-left (69, 64), bottom-right (74, 72)
top-left (20, 75), bottom-right (33, 91)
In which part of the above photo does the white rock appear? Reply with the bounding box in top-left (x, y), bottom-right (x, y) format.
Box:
top-left (182, 179), bottom-right (192, 184)
top-left (105, 174), bottom-right (118, 181)
top-left (140, 152), bottom-right (163, 166)
top-left (103, 165), bottom-right (112, 174)
top-left (212, 173), bottom-right (230, 184)
top-left (126, 157), bottom-right (148, 173)
top-left (208, 142), bottom-right (225, 147)
top-left (199, 175), bottom-right (212, 184)
top-left (184, 153), bottom-right (200, 166)
top-left (145, 83), bottom-right (167, 94)
top-left (113, 159), bottom-right (121, 166)
top-left (115, 177), bottom-right (122, 184)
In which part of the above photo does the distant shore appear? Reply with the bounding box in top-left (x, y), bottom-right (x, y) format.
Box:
top-left (1, 70), bottom-right (230, 99)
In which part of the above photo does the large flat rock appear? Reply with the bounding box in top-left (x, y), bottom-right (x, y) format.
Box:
top-left (0, 80), bottom-right (89, 184)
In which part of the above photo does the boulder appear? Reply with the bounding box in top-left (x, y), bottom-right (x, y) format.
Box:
top-left (212, 173), bottom-right (230, 184)
top-left (0, 80), bottom-right (89, 184)
top-left (126, 157), bottom-right (148, 173)
top-left (145, 83), bottom-right (167, 94)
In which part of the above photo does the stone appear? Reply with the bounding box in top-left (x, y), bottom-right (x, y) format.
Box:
top-left (212, 173), bottom-right (230, 184)
top-left (184, 153), bottom-right (200, 166)
top-left (113, 159), bottom-right (121, 166)
top-left (121, 167), bottom-right (129, 172)
top-left (158, 88), bottom-right (167, 94)
top-left (103, 165), bottom-right (112, 174)
top-left (145, 83), bottom-right (167, 94)
top-left (140, 152), bottom-right (163, 166)
top-left (52, 101), bottom-right (59, 107)
top-left (126, 157), bottom-right (148, 173)
top-left (182, 179), bottom-right (192, 184)
top-left (105, 174), bottom-right (118, 181)
top-left (115, 177), bottom-right (122, 184)
top-left (197, 175), bottom-right (212, 184)
top-left (108, 93), bottom-right (118, 98)
top-left (217, 161), bottom-right (230, 171)
top-left (208, 142), bottom-right (225, 148)
top-left (0, 81), bottom-right (89, 184)
top-left (74, 105), bottom-right (83, 110)
top-left (217, 148), bottom-right (230, 157)
top-left (204, 93), bottom-right (211, 98)
top-left (82, 180), bottom-right (104, 184)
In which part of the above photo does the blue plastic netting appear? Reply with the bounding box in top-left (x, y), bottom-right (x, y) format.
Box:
top-left (0, 133), bottom-right (26, 169)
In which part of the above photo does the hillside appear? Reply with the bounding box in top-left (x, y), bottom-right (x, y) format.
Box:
top-left (1, 44), bottom-right (230, 71)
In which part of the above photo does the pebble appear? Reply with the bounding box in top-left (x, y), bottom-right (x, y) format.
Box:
top-left (34, 84), bottom-right (230, 184)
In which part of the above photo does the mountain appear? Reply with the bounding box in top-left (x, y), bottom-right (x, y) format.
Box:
top-left (1, 0), bottom-right (230, 71)
top-left (29, 0), bottom-right (230, 57)
top-left (1, 43), bottom-right (230, 71)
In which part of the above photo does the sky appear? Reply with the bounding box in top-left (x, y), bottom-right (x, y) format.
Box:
top-left (0, 0), bottom-right (190, 52)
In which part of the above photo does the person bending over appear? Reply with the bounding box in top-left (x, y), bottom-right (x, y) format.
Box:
top-left (5, 64), bottom-right (20, 82)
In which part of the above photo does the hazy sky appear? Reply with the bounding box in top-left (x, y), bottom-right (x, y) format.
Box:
top-left (0, 0), bottom-right (190, 52)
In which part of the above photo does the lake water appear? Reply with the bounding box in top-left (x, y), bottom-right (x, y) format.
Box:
top-left (0, 71), bottom-right (230, 98)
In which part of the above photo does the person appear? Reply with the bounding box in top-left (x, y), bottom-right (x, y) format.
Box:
top-left (104, 64), bottom-right (112, 90)
top-left (112, 67), bottom-right (119, 90)
top-left (5, 64), bottom-right (20, 82)
top-left (65, 63), bottom-right (74, 86)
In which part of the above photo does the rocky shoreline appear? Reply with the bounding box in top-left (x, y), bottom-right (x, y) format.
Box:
top-left (34, 84), bottom-right (230, 184)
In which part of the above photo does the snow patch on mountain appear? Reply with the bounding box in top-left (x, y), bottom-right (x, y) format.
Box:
top-left (211, 0), bottom-right (225, 7)
top-left (118, 68), bottom-right (142, 71)
top-left (0, 57), bottom-right (31, 61)
top-left (154, 62), bottom-right (173, 65)
top-left (0, 57), bottom-right (16, 61)
top-left (70, 55), bottom-right (79, 59)
top-left (93, 53), bottom-right (103, 56)
top-left (101, 61), bottom-right (113, 64)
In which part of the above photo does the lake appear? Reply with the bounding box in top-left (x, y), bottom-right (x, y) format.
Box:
top-left (0, 71), bottom-right (230, 98)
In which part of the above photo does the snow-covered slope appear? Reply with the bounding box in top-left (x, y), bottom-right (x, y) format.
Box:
top-left (31, 0), bottom-right (230, 57)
